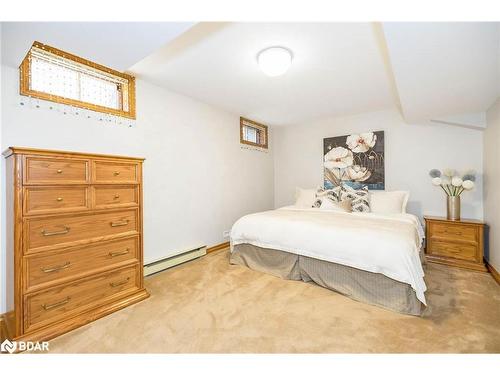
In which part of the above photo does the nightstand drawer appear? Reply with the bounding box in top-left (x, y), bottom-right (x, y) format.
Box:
top-left (427, 240), bottom-right (477, 261)
top-left (430, 222), bottom-right (477, 243)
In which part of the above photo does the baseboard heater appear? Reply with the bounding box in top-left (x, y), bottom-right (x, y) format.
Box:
top-left (144, 246), bottom-right (207, 276)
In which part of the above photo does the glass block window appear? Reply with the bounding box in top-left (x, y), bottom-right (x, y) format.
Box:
top-left (20, 41), bottom-right (135, 119)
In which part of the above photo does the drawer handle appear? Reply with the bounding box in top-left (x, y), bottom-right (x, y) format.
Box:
top-left (444, 229), bottom-right (462, 235)
top-left (113, 171), bottom-right (121, 176)
top-left (56, 197), bottom-right (64, 202)
top-left (41, 226), bottom-right (70, 236)
top-left (109, 248), bottom-right (130, 257)
top-left (42, 297), bottom-right (70, 310)
top-left (110, 220), bottom-right (129, 227)
top-left (113, 194), bottom-right (120, 200)
top-left (56, 169), bottom-right (63, 174)
top-left (41, 262), bottom-right (71, 273)
top-left (110, 277), bottom-right (130, 287)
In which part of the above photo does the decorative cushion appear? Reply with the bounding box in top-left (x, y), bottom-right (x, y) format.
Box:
top-left (340, 185), bottom-right (370, 212)
top-left (313, 186), bottom-right (342, 208)
top-left (319, 197), bottom-right (353, 212)
top-left (294, 187), bottom-right (317, 208)
top-left (370, 191), bottom-right (410, 214)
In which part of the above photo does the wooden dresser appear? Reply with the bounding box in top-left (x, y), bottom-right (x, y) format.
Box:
top-left (424, 216), bottom-right (486, 272)
top-left (2, 147), bottom-right (149, 343)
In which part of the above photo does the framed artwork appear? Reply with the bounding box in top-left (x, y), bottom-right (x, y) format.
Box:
top-left (323, 131), bottom-right (385, 190)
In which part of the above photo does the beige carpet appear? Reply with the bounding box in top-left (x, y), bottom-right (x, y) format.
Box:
top-left (45, 249), bottom-right (500, 353)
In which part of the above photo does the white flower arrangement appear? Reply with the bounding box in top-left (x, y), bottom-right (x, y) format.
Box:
top-left (429, 169), bottom-right (476, 196)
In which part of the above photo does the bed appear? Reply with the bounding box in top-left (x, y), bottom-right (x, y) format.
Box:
top-left (229, 206), bottom-right (427, 315)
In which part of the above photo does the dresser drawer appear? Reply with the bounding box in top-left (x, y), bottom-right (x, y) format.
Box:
top-left (25, 209), bottom-right (139, 254)
top-left (427, 239), bottom-right (477, 261)
top-left (24, 156), bottom-right (89, 184)
top-left (429, 222), bottom-right (477, 243)
top-left (24, 186), bottom-right (89, 215)
top-left (25, 265), bottom-right (139, 332)
top-left (93, 161), bottom-right (138, 183)
top-left (25, 237), bottom-right (139, 291)
top-left (93, 185), bottom-right (138, 209)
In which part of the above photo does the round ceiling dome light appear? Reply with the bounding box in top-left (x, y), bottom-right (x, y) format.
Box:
top-left (257, 46), bottom-right (293, 77)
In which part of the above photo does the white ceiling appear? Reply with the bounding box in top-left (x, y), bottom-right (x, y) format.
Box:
top-left (1, 22), bottom-right (499, 127)
top-left (130, 22), bottom-right (500, 126)
top-left (1, 22), bottom-right (194, 71)
top-left (383, 22), bottom-right (500, 123)
top-left (130, 23), bottom-right (396, 126)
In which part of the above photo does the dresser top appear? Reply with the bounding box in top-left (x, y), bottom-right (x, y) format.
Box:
top-left (424, 215), bottom-right (484, 225)
top-left (2, 147), bottom-right (145, 161)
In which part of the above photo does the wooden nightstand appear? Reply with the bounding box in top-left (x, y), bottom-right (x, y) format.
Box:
top-left (424, 216), bottom-right (487, 272)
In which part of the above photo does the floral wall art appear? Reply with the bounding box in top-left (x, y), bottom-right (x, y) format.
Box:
top-left (323, 131), bottom-right (385, 190)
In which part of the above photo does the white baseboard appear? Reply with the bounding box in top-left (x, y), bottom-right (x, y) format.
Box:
top-left (144, 246), bottom-right (207, 276)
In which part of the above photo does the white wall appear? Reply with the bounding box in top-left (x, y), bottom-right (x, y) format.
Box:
top-left (0, 65), bottom-right (274, 312)
top-left (274, 109), bottom-right (484, 220)
top-left (0, 24), bottom-right (4, 313)
top-left (484, 99), bottom-right (500, 271)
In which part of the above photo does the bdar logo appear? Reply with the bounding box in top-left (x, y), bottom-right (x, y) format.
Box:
top-left (0, 339), bottom-right (49, 353)
top-left (1, 339), bottom-right (17, 354)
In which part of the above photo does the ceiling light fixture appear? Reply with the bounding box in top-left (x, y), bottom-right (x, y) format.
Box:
top-left (257, 46), bottom-right (293, 77)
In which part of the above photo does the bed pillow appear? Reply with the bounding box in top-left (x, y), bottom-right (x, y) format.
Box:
top-left (319, 197), bottom-right (352, 212)
top-left (313, 186), bottom-right (342, 208)
top-left (370, 191), bottom-right (410, 214)
top-left (340, 185), bottom-right (370, 213)
top-left (294, 187), bottom-right (317, 208)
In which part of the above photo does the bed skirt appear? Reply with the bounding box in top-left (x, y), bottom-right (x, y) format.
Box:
top-left (230, 243), bottom-right (424, 316)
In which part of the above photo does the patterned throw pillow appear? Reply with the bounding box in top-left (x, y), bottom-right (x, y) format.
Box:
top-left (313, 186), bottom-right (342, 207)
top-left (319, 197), bottom-right (353, 212)
top-left (340, 185), bottom-right (370, 212)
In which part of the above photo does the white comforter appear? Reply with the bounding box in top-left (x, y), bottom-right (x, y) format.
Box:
top-left (230, 206), bottom-right (427, 304)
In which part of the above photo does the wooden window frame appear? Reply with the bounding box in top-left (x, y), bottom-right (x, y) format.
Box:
top-left (20, 41), bottom-right (136, 119)
top-left (240, 117), bottom-right (269, 149)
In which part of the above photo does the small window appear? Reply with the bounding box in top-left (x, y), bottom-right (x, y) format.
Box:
top-left (20, 41), bottom-right (136, 119)
top-left (240, 117), bottom-right (268, 149)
